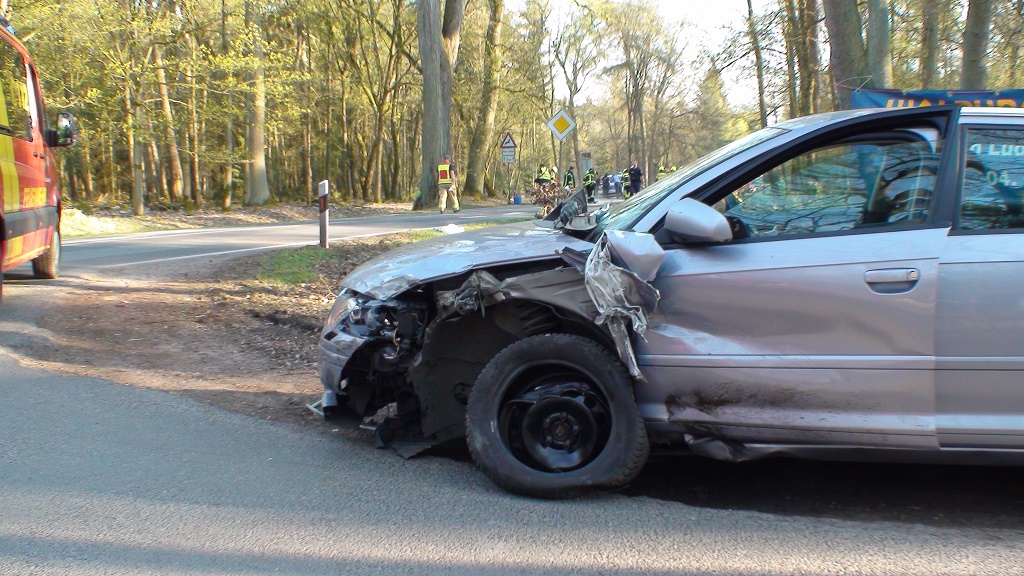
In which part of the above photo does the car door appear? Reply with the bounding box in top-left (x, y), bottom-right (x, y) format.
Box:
top-left (635, 122), bottom-right (956, 450)
top-left (936, 119), bottom-right (1024, 448)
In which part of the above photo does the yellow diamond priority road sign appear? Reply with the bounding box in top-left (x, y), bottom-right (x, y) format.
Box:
top-left (546, 109), bottom-right (577, 141)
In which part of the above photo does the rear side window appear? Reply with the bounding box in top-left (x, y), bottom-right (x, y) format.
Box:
top-left (959, 129), bottom-right (1024, 230)
top-left (0, 40), bottom-right (29, 140)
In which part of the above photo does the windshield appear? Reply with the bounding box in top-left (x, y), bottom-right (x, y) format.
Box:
top-left (587, 127), bottom-right (789, 240)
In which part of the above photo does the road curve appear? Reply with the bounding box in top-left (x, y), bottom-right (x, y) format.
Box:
top-left (58, 205), bottom-right (537, 272)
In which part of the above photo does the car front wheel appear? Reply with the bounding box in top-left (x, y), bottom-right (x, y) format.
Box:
top-left (466, 333), bottom-right (649, 498)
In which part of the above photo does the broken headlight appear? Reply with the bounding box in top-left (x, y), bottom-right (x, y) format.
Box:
top-left (323, 293), bottom-right (361, 337)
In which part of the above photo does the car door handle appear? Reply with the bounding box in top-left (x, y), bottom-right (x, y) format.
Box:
top-left (864, 268), bottom-right (920, 294)
top-left (865, 268), bottom-right (920, 283)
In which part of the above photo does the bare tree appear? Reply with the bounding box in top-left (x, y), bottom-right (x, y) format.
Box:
top-left (920, 0), bottom-right (940, 88)
top-left (465, 0), bottom-right (504, 198)
top-left (153, 44), bottom-right (185, 203)
top-left (244, 0), bottom-right (270, 205)
top-left (961, 0), bottom-right (993, 89)
top-left (866, 0), bottom-right (893, 88)
top-left (746, 0), bottom-right (768, 127)
top-left (822, 0), bottom-right (869, 109)
top-left (553, 7), bottom-right (601, 179)
top-left (417, 0), bottom-right (467, 206)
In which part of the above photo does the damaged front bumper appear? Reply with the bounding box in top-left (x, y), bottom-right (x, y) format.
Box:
top-left (317, 230), bottom-right (668, 454)
top-left (318, 292), bottom-right (429, 422)
top-left (319, 325), bottom-right (367, 417)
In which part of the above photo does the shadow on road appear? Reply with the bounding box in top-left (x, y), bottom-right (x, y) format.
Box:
top-left (624, 456), bottom-right (1024, 530)
top-left (423, 440), bottom-right (1024, 529)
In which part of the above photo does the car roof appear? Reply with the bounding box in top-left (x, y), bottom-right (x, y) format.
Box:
top-left (958, 106), bottom-right (1024, 118)
top-left (774, 106), bottom-right (1024, 131)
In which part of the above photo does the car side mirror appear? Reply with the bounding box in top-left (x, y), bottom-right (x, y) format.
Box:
top-left (45, 112), bottom-right (78, 148)
top-left (663, 198), bottom-right (733, 243)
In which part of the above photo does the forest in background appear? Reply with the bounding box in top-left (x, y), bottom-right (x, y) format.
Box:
top-left (5, 0), bottom-right (1023, 211)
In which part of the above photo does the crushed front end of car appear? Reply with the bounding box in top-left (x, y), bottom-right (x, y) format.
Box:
top-left (317, 222), bottom-right (665, 458)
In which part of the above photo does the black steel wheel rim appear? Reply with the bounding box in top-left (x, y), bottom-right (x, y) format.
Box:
top-left (498, 370), bottom-right (611, 472)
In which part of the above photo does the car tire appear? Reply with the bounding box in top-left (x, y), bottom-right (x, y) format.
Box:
top-left (466, 333), bottom-right (649, 499)
top-left (32, 229), bottom-right (60, 280)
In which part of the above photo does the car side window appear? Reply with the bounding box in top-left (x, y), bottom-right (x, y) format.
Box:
top-left (715, 139), bottom-right (941, 240)
top-left (0, 41), bottom-right (29, 141)
top-left (959, 129), bottom-right (1024, 230)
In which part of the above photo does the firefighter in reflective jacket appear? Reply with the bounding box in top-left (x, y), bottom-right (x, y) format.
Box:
top-left (583, 168), bottom-right (597, 202)
top-left (437, 154), bottom-right (460, 214)
top-left (621, 168), bottom-right (631, 198)
top-left (563, 165), bottom-right (576, 190)
top-left (535, 164), bottom-right (552, 186)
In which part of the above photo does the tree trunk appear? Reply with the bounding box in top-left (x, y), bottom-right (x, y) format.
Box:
top-left (747, 0), bottom-right (768, 127)
top-left (221, 0), bottom-right (233, 209)
top-left (125, 86), bottom-right (144, 215)
top-left (81, 131), bottom-right (94, 199)
top-left (417, 0), bottom-right (442, 206)
top-left (784, 0), bottom-right (799, 118)
top-left (822, 0), bottom-right (869, 109)
top-left (188, 42), bottom-right (202, 208)
top-left (866, 0), bottom-right (893, 88)
top-left (465, 0), bottom-right (503, 198)
top-left (417, 0), bottom-right (466, 206)
top-left (153, 44), bottom-right (185, 203)
top-left (799, 0), bottom-right (820, 114)
top-left (961, 0), bottom-right (993, 89)
top-left (245, 0), bottom-right (271, 205)
top-left (920, 0), bottom-right (940, 88)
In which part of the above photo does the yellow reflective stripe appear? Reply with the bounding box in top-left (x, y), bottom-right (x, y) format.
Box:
top-left (0, 72), bottom-right (9, 127)
top-left (437, 163), bottom-right (452, 184)
top-left (3, 235), bottom-right (21, 266)
top-left (0, 135), bottom-right (18, 212)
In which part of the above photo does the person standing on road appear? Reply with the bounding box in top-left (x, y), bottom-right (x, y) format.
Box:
top-left (613, 170), bottom-right (623, 197)
top-left (437, 154), bottom-right (460, 214)
top-left (602, 173), bottom-right (611, 197)
top-left (563, 165), bottom-right (577, 191)
top-left (628, 160), bottom-right (644, 197)
top-left (583, 167), bottom-right (597, 202)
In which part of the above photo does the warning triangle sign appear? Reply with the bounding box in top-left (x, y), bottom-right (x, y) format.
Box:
top-left (500, 132), bottom-right (517, 148)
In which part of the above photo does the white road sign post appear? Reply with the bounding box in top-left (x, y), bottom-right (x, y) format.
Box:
top-left (318, 179), bottom-right (329, 249)
top-left (546, 109), bottom-right (577, 141)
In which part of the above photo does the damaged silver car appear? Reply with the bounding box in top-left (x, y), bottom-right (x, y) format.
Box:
top-left (320, 106), bottom-right (1024, 498)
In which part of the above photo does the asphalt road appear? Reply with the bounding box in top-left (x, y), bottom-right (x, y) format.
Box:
top-left (58, 205), bottom-right (538, 271)
top-left (2, 206), bottom-right (1024, 574)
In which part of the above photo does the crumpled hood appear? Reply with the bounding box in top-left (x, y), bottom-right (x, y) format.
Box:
top-left (342, 221), bottom-right (593, 299)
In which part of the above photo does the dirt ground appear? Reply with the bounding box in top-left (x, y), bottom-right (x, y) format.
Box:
top-left (14, 235), bottom-right (413, 427)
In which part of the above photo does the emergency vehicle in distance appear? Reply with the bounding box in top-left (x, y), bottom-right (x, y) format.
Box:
top-left (0, 19), bottom-right (78, 300)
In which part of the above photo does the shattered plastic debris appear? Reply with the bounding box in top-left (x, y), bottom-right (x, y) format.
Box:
top-left (438, 223), bottom-right (466, 234)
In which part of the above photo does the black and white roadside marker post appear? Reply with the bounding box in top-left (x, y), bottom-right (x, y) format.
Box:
top-left (318, 179), bottom-right (329, 249)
